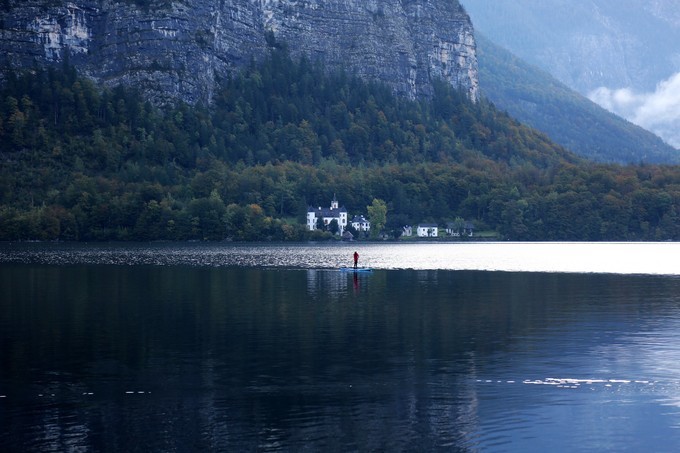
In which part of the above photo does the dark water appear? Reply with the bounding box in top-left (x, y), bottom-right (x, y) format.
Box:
top-left (2, 245), bottom-right (680, 451)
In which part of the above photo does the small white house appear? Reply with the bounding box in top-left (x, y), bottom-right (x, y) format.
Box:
top-left (307, 196), bottom-right (348, 234)
top-left (351, 215), bottom-right (371, 232)
top-left (402, 225), bottom-right (413, 237)
top-left (417, 223), bottom-right (438, 237)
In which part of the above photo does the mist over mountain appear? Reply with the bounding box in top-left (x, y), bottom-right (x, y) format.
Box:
top-left (460, 0), bottom-right (680, 149)
top-left (475, 34), bottom-right (679, 164)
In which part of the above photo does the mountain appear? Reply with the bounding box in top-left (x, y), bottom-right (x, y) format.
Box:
top-left (460, 0), bottom-right (680, 150)
top-left (2, 2), bottom-right (680, 242)
top-left (0, 0), bottom-right (478, 105)
top-left (6, 1), bottom-right (675, 164)
top-left (460, 0), bottom-right (680, 94)
top-left (475, 34), bottom-right (680, 164)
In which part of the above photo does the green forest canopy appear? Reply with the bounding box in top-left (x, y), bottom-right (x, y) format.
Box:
top-left (1, 46), bottom-right (680, 241)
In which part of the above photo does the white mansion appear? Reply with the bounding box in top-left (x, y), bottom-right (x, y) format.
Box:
top-left (307, 196), bottom-right (349, 234)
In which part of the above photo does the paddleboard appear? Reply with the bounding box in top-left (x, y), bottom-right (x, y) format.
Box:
top-left (339, 267), bottom-right (373, 273)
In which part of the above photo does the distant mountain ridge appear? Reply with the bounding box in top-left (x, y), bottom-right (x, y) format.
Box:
top-left (461, 0), bottom-right (680, 94)
top-left (0, 0), bottom-right (478, 105)
top-left (461, 0), bottom-right (680, 153)
top-left (475, 34), bottom-right (680, 164)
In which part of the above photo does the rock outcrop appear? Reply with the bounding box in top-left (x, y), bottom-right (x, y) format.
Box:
top-left (0, 0), bottom-right (478, 105)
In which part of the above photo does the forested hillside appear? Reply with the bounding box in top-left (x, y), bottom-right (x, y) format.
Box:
top-left (1, 47), bottom-right (680, 241)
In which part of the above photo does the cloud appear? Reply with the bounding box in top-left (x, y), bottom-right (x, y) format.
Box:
top-left (588, 72), bottom-right (680, 148)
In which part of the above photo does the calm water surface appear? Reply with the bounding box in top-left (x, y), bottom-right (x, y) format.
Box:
top-left (2, 242), bottom-right (680, 451)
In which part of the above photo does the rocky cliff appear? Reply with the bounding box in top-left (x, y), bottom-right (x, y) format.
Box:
top-left (0, 0), bottom-right (478, 105)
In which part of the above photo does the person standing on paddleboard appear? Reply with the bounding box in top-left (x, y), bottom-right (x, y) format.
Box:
top-left (353, 251), bottom-right (359, 269)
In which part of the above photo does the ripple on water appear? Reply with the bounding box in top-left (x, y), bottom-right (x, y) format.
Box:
top-left (475, 376), bottom-right (665, 393)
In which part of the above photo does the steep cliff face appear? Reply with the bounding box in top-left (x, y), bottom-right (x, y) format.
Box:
top-left (0, 0), bottom-right (478, 105)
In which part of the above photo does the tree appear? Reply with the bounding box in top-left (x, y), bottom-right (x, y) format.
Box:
top-left (452, 216), bottom-right (466, 235)
top-left (328, 218), bottom-right (339, 235)
top-left (188, 190), bottom-right (226, 240)
top-left (367, 198), bottom-right (387, 238)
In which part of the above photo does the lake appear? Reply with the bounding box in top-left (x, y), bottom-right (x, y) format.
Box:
top-left (1, 242), bottom-right (680, 451)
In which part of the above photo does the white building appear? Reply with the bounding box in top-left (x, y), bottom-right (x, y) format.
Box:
top-left (417, 223), bottom-right (438, 237)
top-left (307, 196), bottom-right (348, 234)
top-left (351, 215), bottom-right (371, 232)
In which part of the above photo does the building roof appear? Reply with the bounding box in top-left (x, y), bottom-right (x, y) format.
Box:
top-left (308, 206), bottom-right (347, 217)
top-left (418, 223), bottom-right (438, 228)
top-left (351, 215), bottom-right (369, 223)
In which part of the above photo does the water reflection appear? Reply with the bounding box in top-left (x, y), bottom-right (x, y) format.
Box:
top-left (3, 260), bottom-right (680, 450)
top-left (304, 269), bottom-right (375, 300)
top-left (306, 269), bottom-right (347, 300)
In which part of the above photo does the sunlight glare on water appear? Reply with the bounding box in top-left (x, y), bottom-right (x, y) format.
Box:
top-left (1, 242), bottom-right (679, 274)
top-left (363, 242), bottom-right (679, 274)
